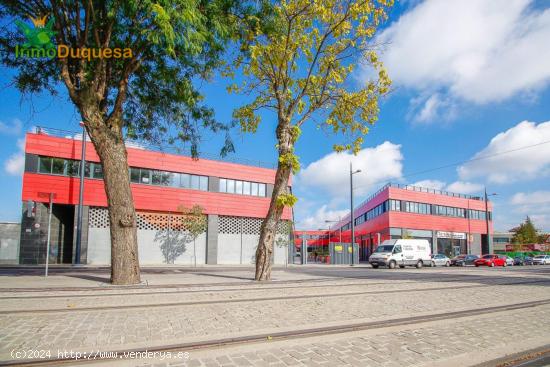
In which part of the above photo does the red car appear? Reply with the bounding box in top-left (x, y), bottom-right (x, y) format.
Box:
top-left (474, 254), bottom-right (507, 267)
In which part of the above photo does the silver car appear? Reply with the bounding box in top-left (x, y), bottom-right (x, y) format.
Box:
top-left (499, 255), bottom-right (514, 266)
top-left (431, 254), bottom-right (451, 267)
top-left (532, 255), bottom-right (550, 265)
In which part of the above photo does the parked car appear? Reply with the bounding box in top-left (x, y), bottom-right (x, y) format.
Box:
top-left (499, 255), bottom-right (514, 266)
top-left (474, 254), bottom-right (506, 267)
top-left (513, 256), bottom-right (524, 266)
top-left (524, 256), bottom-right (534, 265)
top-left (431, 254), bottom-right (451, 267)
top-left (451, 254), bottom-right (479, 266)
top-left (532, 255), bottom-right (550, 265)
top-left (369, 239), bottom-right (432, 269)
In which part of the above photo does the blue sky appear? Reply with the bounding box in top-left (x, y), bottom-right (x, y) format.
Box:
top-left (1, 0), bottom-right (549, 232)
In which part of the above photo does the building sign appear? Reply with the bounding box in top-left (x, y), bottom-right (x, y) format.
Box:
top-left (334, 245), bottom-right (343, 252)
top-left (437, 231), bottom-right (466, 240)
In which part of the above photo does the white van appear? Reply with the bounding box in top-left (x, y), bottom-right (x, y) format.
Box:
top-left (369, 239), bottom-right (432, 269)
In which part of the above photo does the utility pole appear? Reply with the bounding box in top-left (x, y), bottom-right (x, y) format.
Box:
top-left (484, 188), bottom-right (496, 254)
top-left (350, 163), bottom-right (361, 265)
top-left (74, 122), bottom-right (86, 265)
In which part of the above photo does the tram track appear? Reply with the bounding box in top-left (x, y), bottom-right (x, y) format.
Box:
top-left (1, 278), bottom-right (549, 315)
top-left (3, 298), bottom-right (550, 366)
top-left (1, 271), bottom-right (547, 298)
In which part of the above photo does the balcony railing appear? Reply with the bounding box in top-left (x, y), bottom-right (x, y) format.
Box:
top-left (33, 126), bottom-right (276, 169)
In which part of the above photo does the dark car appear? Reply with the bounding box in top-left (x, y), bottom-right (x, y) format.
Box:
top-left (524, 256), bottom-right (534, 265)
top-left (451, 254), bottom-right (479, 266)
top-left (513, 256), bottom-right (524, 266)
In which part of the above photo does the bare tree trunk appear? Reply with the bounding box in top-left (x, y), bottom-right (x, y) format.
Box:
top-left (86, 121), bottom-right (141, 285)
top-left (255, 120), bottom-right (293, 281)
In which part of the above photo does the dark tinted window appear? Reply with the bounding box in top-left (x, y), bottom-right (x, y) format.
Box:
top-left (51, 158), bottom-right (66, 175)
top-left (38, 157), bottom-right (52, 173)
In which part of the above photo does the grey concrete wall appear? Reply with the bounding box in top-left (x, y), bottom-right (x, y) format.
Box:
top-left (471, 234), bottom-right (482, 255)
top-left (87, 227), bottom-right (110, 264)
top-left (0, 222), bottom-right (20, 264)
top-left (217, 233), bottom-right (244, 264)
top-left (86, 227), bottom-right (207, 265)
top-left (206, 215), bottom-right (219, 264)
top-left (216, 233), bottom-right (288, 265)
top-left (72, 205), bottom-right (89, 264)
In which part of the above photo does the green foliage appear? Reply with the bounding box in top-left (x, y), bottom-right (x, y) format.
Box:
top-left (230, 0), bottom-right (393, 155)
top-left (178, 204), bottom-right (208, 239)
top-left (401, 230), bottom-right (413, 239)
top-left (278, 151), bottom-right (300, 173)
top-left (510, 216), bottom-right (541, 244)
top-left (276, 193), bottom-right (298, 208)
top-left (0, 0), bottom-right (267, 155)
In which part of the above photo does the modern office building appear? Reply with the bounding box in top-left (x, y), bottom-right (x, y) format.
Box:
top-left (19, 127), bottom-right (292, 266)
top-left (301, 183), bottom-right (493, 261)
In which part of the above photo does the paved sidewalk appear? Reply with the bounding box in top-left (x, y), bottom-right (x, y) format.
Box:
top-left (138, 304), bottom-right (549, 367)
top-left (0, 266), bottom-right (549, 366)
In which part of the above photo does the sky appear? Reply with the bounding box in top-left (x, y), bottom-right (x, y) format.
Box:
top-left (1, 0), bottom-right (549, 233)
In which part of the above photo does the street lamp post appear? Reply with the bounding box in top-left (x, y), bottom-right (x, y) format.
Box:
top-left (75, 122), bottom-right (86, 265)
top-left (484, 188), bottom-right (497, 254)
top-left (325, 216), bottom-right (342, 247)
top-left (350, 163), bottom-right (361, 266)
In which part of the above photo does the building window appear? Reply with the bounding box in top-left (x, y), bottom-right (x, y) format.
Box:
top-left (218, 178), bottom-right (266, 197)
top-left (243, 181), bottom-right (251, 195)
top-left (51, 158), bottom-right (66, 175)
top-left (235, 180), bottom-right (243, 194)
top-left (92, 163), bottom-right (103, 179)
top-left (227, 179), bottom-right (235, 193)
top-left (38, 156), bottom-right (52, 173)
top-left (251, 182), bottom-right (258, 196)
top-left (130, 168), bottom-right (140, 183)
top-left (180, 173), bottom-right (190, 188)
top-left (140, 168), bottom-right (151, 184)
top-left (199, 176), bottom-right (208, 191)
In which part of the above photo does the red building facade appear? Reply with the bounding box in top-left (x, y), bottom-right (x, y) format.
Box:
top-left (19, 129), bottom-right (292, 265)
top-left (296, 183), bottom-right (493, 262)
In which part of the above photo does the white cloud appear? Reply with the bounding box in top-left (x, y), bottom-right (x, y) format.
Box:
top-left (412, 179), bottom-right (446, 190)
top-left (410, 179), bottom-right (483, 195)
top-left (458, 120), bottom-right (550, 183)
top-left (296, 205), bottom-right (349, 230)
top-left (410, 94), bottom-right (457, 124)
top-left (445, 181), bottom-right (483, 195)
top-left (376, 0), bottom-right (550, 121)
top-left (4, 138), bottom-right (25, 176)
top-left (0, 119), bottom-right (22, 135)
top-left (298, 141), bottom-right (403, 200)
top-left (511, 191), bottom-right (550, 206)
top-left (507, 191), bottom-right (550, 230)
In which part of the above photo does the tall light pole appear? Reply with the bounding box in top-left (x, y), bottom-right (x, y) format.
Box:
top-left (325, 216), bottom-right (342, 246)
top-left (350, 162), bottom-right (361, 266)
top-left (75, 121), bottom-right (86, 265)
top-left (484, 188), bottom-right (497, 254)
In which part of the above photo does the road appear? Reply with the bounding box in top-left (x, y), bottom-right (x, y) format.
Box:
top-left (0, 264), bottom-right (549, 366)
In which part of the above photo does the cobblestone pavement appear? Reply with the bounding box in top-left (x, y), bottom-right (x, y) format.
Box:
top-left (136, 303), bottom-right (550, 367)
top-left (1, 266), bottom-right (549, 366)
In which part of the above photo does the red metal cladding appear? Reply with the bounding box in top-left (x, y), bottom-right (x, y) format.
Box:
top-left (23, 133), bottom-right (292, 219)
top-left (314, 185), bottom-right (493, 243)
top-left (25, 133), bottom-right (289, 184)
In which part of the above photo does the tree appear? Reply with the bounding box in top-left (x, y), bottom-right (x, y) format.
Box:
top-left (178, 204), bottom-right (208, 267)
top-left (0, 0), bottom-right (262, 284)
top-left (230, 0), bottom-right (393, 280)
top-left (510, 216), bottom-right (539, 244)
top-left (401, 230), bottom-right (413, 239)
